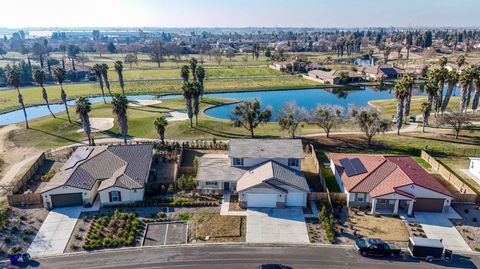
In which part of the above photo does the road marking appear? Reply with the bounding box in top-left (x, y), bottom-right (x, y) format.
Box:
top-left (164, 224), bottom-right (169, 245)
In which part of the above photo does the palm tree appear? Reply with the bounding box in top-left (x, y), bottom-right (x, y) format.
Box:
top-left (420, 102), bottom-right (431, 133)
top-left (456, 55), bottom-right (466, 71)
top-left (101, 63), bottom-right (112, 96)
top-left (182, 82), bottom-right (194, 128)
top-left (470, 66), bottom-right (480, 113)
top-left (52, 67), bottom-right (71, 123)
top-left (114, 61), bottom-right (125, 95)
top-left (196, 66), bottom-right (206, 96)
top-left (111, 93), bottom-right (129, 144)
top-left (402, 73), bottom-right (414, 123)
top-left (92, 64), bottom-right (106, 104)
top-left (459, 70), bottom-right (472, 113)
top-left (424, 82), bottom-right (438, 122)
top-left (441, 70), bottom-right (459, 113)
top-left (153, 116), bottom-right (168, 143)
top-left (192, 82), bottom-right (201, 126)
top-left (180, 65), bottom-right (190, 84)
top-left (368, 49), bottom-right (374, 65)
top-left (33, 69), bottom-right (55, 118)
top-left (383, 47), bottom-right (390, 64)
top-left (189, 57), bottom-right (198, 81)
top-left (75, 97), bottom-right (93, 145)
top-left (6, 68), bottom-right (29, 128)
top-left (394, 81), bottom-right (408, 135)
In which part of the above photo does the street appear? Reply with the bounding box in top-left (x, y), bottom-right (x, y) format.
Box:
top-left (2, 244), bottom-right (479, 269)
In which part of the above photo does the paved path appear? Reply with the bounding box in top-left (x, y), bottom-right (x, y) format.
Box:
top-left (413, 212), bottom-right (472, 252)
top-left (246, 207), bottom-right (309, 244)
top-left (220, 193), bottom-right (247, 216)
top-left (28, 207), bottom-right (83, 257)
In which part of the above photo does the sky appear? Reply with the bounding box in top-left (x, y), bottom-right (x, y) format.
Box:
top-left (0, 0), bottom-right (479, 28)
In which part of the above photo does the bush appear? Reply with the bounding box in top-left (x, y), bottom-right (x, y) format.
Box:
top-left (464, 208), bottom-right (470, 214)
top-left (41, 170), bottom-right (56, 181)
top-left (178, 213), bottom-right (191, 221)
top-left (157, 212), bottom-right (167, 219)
top-left (70, 244), bottom-right (79, 250)
top-left (10, 226), bottom-right (18, 234)
top-left (3, 237), bottom-right (11, 244)
top-left (9, 246), bottom-right (22, 254)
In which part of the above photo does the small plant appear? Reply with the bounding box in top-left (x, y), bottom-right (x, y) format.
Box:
top-left (392, 214), bottom-right (399, 218)
top-left (157, 212), bottom-right (167, 219)
top-left (467, 235), bottom-right (474, 241)
top-left (70, 244), bottom-right (79, 250)
top-left (178, 213), bottom-right (191, 221)
top-left (3, 237), bottom-right (11, 244)
top-left (464, 208), bottom-right (470, 214)
top-left (475, 246), bottom-right (480, 252)
top-left (10, 226), bottom-right (18, 234)
top-left (74, 233), bottom-right (82, 240)
top-left (8, 246), bottom-right (22, 254)
top-left (21, 235), bottom-right (30, 242)
top-left (79, 227), bottom-right (85, 232)
top-left (474, 217), bottom-right (478, 223)
top-left (41, 171), bottom-right (56, 181)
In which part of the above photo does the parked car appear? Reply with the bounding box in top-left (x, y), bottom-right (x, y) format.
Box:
top-left (408, 236), bottom-right (453, 262)
top-left (355, 238), bottom-right (401, 257)
top-left (257, 264), bottom-right (293, 269)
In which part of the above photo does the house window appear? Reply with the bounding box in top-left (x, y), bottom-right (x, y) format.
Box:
top-left (205, 181), bottom-right (218, 186)
top-left (233, 158), bottom-right (244, 166)
top-left (379, 199), bottom-right (387, 204)
top-left (389, 200), bottom-right (396, 205)
top-left (472, 162), bottom-right (475, 169)
top-left (357, 193), bottom-right (365, 202)
top-left (288, 158), bottom-right (299, 167)
top-left (109, 191), bottom-right (121, 202)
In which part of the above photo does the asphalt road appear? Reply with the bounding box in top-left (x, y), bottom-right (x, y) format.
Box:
top-left (3, 244), bottom-right (479, 269)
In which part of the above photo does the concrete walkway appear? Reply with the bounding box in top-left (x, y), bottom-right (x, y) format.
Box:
top-left (220, 192), bottom-right (247, 216)
top-left (412, 211), bottom-right (471, 253)
top-left (246, 207), bottom-right (309, 244)
top-left (28, 207), bottom-right (83, 257)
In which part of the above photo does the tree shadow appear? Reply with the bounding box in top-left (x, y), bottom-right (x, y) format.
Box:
top-left (29, 128), bottom-right (82, 144)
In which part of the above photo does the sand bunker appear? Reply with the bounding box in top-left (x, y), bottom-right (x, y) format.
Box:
top-left (76, 118), bottom-right (114, 133)
top-left (166, 111), bottom-right (189, 121)
top-left (129, 99), bottom-right (162, 107)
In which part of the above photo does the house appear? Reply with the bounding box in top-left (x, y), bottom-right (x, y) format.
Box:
top-left (41, 144), bottom-right (153, 209)
top-left (307, 70), bottom-right (363, 85)
top-left (196, 139), bottom-right (309, 208)
top-left (329, 153), bottom-right (452, 215)
top-left (358, 64), bottom-right (405, 81)
top-left (270, 60), bottom-right (304, 72)
top-left (468, 158), bottom-right (480, 179)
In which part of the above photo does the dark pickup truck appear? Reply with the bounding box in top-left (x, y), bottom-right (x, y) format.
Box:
top-left (355, 238), bottom-right (402, 257)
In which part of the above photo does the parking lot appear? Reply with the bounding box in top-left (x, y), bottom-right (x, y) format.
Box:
top-left (143, 222), bottom-right (188, 246)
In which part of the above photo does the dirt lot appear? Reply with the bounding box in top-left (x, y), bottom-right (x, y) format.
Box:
top-left (348, 211), bottom-right (409, 242)
top-left (189, 212), bottom-right (245, 243)
top-left (452, 204), bottom-right (480, 251)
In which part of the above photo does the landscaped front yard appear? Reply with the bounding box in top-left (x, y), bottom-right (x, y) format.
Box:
top-left (349, 211), bottom-right (409, 242)
top-left (452, 204), bottom-right (480, 251)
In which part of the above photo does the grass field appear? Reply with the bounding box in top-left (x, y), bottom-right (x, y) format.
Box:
top-left (370, 96), bottom-right (462, 119)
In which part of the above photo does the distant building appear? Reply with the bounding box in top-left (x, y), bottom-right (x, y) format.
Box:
top-left (358, 64), bottom-right (405, 81)
top-left (307, 70), bottom-right (363, 85)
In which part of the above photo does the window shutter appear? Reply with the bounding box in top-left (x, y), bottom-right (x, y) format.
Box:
top-left (109, 192), bottom-right (112, 202)
top-left (118, 191), bottom-right (122, 202)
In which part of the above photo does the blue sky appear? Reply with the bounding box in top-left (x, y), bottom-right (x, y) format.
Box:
top-left (1, 0), bottom-right (478, 28)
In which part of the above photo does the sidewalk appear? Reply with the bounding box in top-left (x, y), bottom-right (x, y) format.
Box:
top-left (220, 192), bottom-right (247, 216)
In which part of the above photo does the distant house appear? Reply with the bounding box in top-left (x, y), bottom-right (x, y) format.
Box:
top-left (445, 63), bottom-right (468, 73)
top-left (358, 64), bottom-right (405, 81)
top-left (468, 158), bottom-right (480, 180)
top-left (196, 139), bottom-right (309, 208)
top-left (53, 63), bottom-right (92, 82)
top-left (270, 60), bottom-right (301, 72)
top-left (41, 144), bottom-right (153, 209)
top-left (329, 153), bottom-right (452, 215)
top-left (307, 70), bottom-right (363, 85)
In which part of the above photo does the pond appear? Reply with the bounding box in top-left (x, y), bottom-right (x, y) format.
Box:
top-left (0, 94), bottom-right (155, 126)
top-left (164, 87), bottom-right (425, 120)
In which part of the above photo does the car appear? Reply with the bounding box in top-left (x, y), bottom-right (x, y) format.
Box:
top-left (257, 264), bottom-right (293, 269)
top-left (355, 238), bottom-right (401, 257)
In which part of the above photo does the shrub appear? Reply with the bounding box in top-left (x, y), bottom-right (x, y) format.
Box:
top-left (157, 212), bottom-right (167, 219)
top-left (41, 171), bottom-right (56, 181)
top-left (21, 235), bottom-right (30, 242)
top-left (10, 226), bottom-right (18, 234)
top-left (464, 208), bottom-right (469, 214)
top-left (70, 244), bottom-right (79, 250)
top-left (3, 237), bottom-right (11, 244)
top-left (9, 246), bottom-right (22, 254)
top-left (476, 246), bottom-right (480, 252)
top-left (74, 233), bottom-right (82, 240)
top-left (178, 213), bottom-right (191, 221)
top-left (474, 217), bottom-right (478, 223)
top-left (392, 214), bottom-right (399, 218)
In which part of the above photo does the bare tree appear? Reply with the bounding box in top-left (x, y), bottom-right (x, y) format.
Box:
top-left (439, 109), bottom-right (474, 139)
top-left (350, 107), bottom-right (391, 146)
top-left (231, 99), bottom-right (271, 138)
top-left (311, 105), bottom-right (343, 138)
top-left (278, 102), bottom-right (307, 138)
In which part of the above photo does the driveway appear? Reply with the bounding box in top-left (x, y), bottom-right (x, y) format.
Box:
top-left (246, 207), bottom-right (309, 243)
top-left (28, 207), bottom-right (83, 257)
top-left (414, 212), bottom-right (471, 252)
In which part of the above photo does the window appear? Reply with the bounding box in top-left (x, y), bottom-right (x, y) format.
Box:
top-left (357, 193), bottom-right (365, 202)
top-left (288, 158), bottom-right (299, 167)
top-left (205, 181), bottom-right (218, 186)
top-left (388, 200), bottom-right (396, 205)
top-left (233, 158), bottom-right (244, 166)
top-left (379, 199), bottom-right (387, 204)
top-left (110, 191), bottom-right (121, 202)
top-left (472, 162), bottom-right (475, 169)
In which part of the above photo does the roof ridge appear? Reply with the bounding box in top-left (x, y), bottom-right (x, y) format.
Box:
top-left (349, 157), bottom-right (388, 191)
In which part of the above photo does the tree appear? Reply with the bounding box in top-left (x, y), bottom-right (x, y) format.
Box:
top-left (420, 102), bottom-right (431, 133)
top-left (311, 105), bottom-right (343, 138)
top-left (67, 45), bottom-right (81, 71)
top-left (383, 47), bottom-right (390, 64)
top-left (149, 41), bottom-right (164, 68)
top-left (111, 93), bottom-right (129, 144)
top-left (75, 97), bottom-right (93, 145)
top-left (6, 68), bottom-right (28, 128)
top-left (0, 47), bottom-right (6, 59)
top-left (278, 102), bottom-right (306, 138)
top-left (470, 67), bottom-right (480, 112)
top-left (231, 99), bottom-right (272, 138)
top-left (101, 63), bottom-right (112, 96)
top-left (265, 48), bottom-right (272, 58)
top-left (52, 67), bottom-right (71, 123)
top-left (107, 42), bottom-right (117, 53)
top-left (33, 69), bottom-right (55, 118)
top-left (182, 82), bottom-right (195, 128)
top-left (196, 66), bottom-right (206, 96)
top-left (92, 64), bottom-right (106, 103)
top-left (368, 49), bottom-right (374, 65)
top-left (350, 108), bottom-right (391, 146)
top-left (154, 116), bottom-right (168, 143)
top-left (192, 82), bottom-right (201, 126)
top-left (459, 68), bottom-right (473, 113)
top-left (442, 70), bottom-right (459, 113)
top-left (402, 73), bottom-right (415, 123)
top-left (456, 55), bottom-right (466, 71)
top-left (124, 54), bottom-right (138, 68)
top-left (439, 109), bottom-right (473, 139)
top-left (31, 42), bottom-right (45, 68)
top-left (114, 61), bottom-right (125, 95)
top-left (189, 57), bottom-right (198, 81)
top-left (394, 81), bottom-right (408, 135)
top-left (225, 49), bottom-right (235, 62)
top-left (423, 82), bottom-right (438, 116)
top-left (180, 65), bottom-right (190, 84)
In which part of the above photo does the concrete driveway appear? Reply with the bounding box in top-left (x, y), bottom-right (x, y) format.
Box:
top-left (28, 207), bottom-right (83, 257)
top-left (246, 207), bottom-right (309, 243)
top-left (414, 212), bottom-right (471, 252)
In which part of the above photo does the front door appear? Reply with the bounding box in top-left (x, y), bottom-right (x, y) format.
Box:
top-left (223, 182), bottom-right (230, 191)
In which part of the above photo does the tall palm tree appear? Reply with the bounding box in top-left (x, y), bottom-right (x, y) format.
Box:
top-left (75, 97), bottom-right (93, 145)
top-left (180, 65), bottom-right (190, 84)
top-left (192, 82), bottom-right (201, 126)
top-left (402, 73), bottom-right (414, 123)
top-left (394, 81), bottom-right (408, 135)
top-left (459, 69), bottom-right (472, 113)
top-left (196, 66), bottom-right (206, 96)
top-left (92, 64), bottom-right (106, 104)
top-left (6, 68), bottom-right (29, 128)
top-left (52, 67), bottom-right (71, 123)
top-left (429, 68), bottom-right (447, 117)
top-left (383, 47), bottom-right (390, 64)
top-left (470, 66), bottom-right (480, 113)
top-left (456, 55), bottom-right (466, 71)
top-left (420, 102), bottom-right (431, 133)
top-left (182, 82), bottom-right (194, 128)
top-left (33, 69), bottom-right (55, 118)
top-left (111, 93), bottom-right (129, 144)
top-left (114, 61), bottom-right (125, 95)
top-left (153, 116), bottom-right (168, 143)
top-left (424, 82), bottom-right (438, 119)
top-left (441, 70), bottom-right (459, 113)
top-left (101, 63), bottom-right (112, 96)
top-left (189, 57), bottom-right (198, 81)
top-left (368, 49), bottom-right (374, 65)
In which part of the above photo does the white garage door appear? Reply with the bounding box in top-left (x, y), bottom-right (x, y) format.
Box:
top-left (246, 193), bottom-right (277, 208)
top-left (286, 192), bottom-right (306, 207)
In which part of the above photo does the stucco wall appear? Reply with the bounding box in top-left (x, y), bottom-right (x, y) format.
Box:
top-left (233, 157), bottom-right (302, 171)
top-left (469, 159), bottom-right (480, 179)
top-left (42, 186), bottom-right (93, 209)
top-left (398, 184), bottom-right (452, 209)
top-left (99, 187), bottom-right (144, 204)
top-left (330, 159), bottom-right (346, 193)
top-left (239, 187), bottom-right (286, 203)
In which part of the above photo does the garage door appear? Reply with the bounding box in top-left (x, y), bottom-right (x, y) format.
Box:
top-left (51, 193), bottom-right (83, 208)
top-left (413, 198), bottom-right (444, 212)
top-left (246, 193), bottom-right (277, 208)
top-left (286, 192), bottom-right (306, 207)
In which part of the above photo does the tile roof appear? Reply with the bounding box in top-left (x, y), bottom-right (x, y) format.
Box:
top-left (42, 144), bottom-right (153, 192)
top-left (229, 139), bottom-right (304, 159)
top-left (329, 153), bottom-right (451, 198)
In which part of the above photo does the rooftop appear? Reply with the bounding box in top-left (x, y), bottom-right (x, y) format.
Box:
top-left (196, 154), bottom-right (247, 182)
top-left (229, 139), bottom-right (304, 159)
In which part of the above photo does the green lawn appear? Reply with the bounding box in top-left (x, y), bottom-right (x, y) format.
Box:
top-left (370, 96), bottom-right (462, 119)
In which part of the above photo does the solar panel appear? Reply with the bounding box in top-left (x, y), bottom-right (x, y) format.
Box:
top-left (339, 158), bottom-right (367, 177)
top-left (339, 158), bottom-right (355, 177)
top-left (350, 158), bottom-right (367, 175)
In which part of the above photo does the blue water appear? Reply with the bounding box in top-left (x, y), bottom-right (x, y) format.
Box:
top-left (164, 87), bottom-right (425, 120)
top-left (0, 95), bottom-right (155, 126)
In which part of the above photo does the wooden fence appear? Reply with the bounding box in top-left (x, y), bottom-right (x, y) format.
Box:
top-left (7, 193), bottom-right (42, 206)
top-left (308, 192), bottom-right (347, 202)
top-left (10, 153), bottom-right (46, 194)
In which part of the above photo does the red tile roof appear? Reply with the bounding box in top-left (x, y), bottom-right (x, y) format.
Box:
top-left (329, 153), bottom-right (452, 198)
